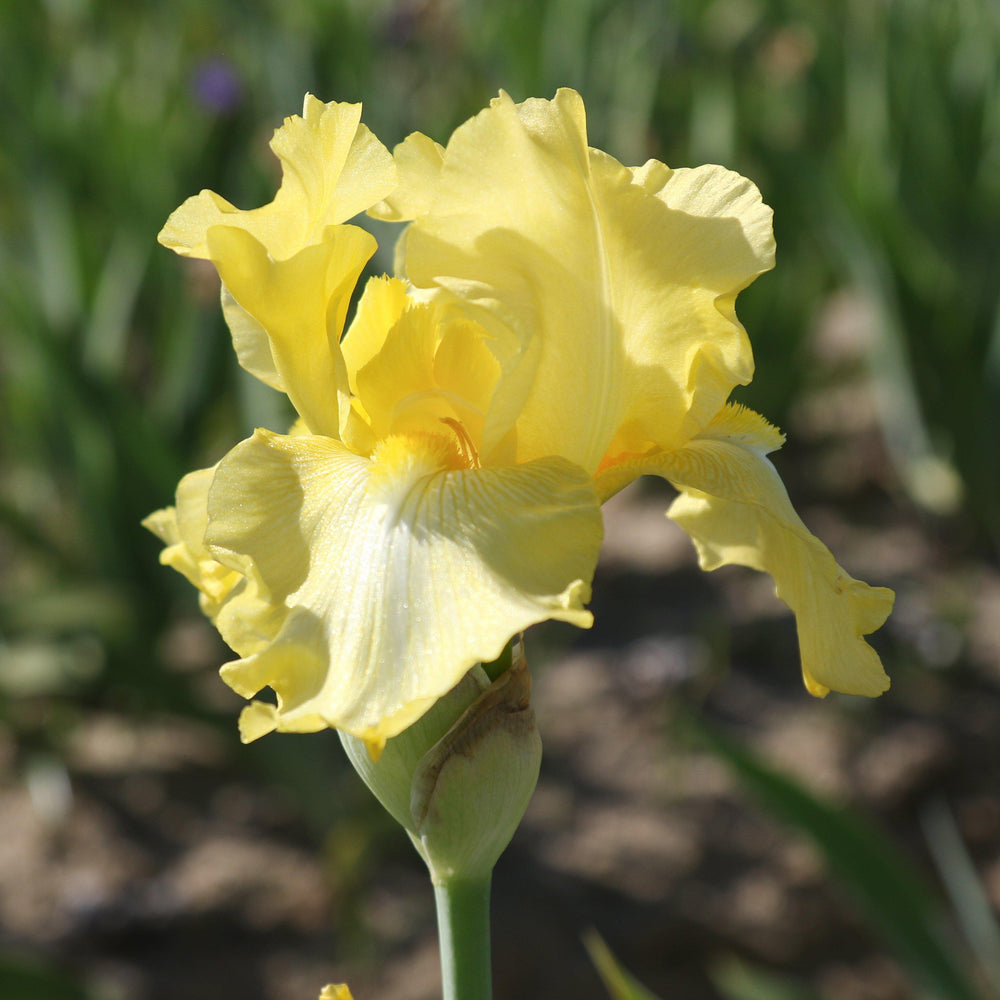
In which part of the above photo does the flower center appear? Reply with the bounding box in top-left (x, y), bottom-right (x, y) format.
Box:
top-left (348, 304), bottom-right (502, 467)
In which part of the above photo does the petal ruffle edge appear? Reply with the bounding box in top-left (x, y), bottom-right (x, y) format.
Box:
top-left (159, 96), bottom-right (394, 261)
top-left (594, 405), bottom-right (892, 698)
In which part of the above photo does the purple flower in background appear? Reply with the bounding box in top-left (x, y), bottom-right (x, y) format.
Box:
top-left (192, 58), bottom-right (242, 114)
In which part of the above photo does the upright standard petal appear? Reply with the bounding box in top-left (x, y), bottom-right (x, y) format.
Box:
top-left (203, 429), bottom-right (603, 750)
top-left (353, 301), bottom-right (501, 450)
top-left (596, 406), bottom-right (892, 697)
top-left (206, 224), bottom-right (376, 438)
top-left (395, 89), bottom-right (774, 471)
top-left (158, 97), bottom-right (394, 403)
top-left (340, 275), bottom-right (413, 395)
top-left (369, 131), bottom-right (446, 223)
top-left (159, 96), bottom-right (395, 261)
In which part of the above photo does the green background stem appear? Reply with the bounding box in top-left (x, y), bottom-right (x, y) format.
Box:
top-left (434, 877), bottom-right (493, 1000)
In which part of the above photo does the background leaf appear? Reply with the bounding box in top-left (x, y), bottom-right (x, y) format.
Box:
top-left (692, 716), bottom-right (986, 1000)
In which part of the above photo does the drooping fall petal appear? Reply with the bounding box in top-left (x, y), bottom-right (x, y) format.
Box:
top-left (142, 468), bottom-right (288, 662)
top-left (596, 405), bottom-right (892, 697)
top-left (391, 89), bottom-right (775, 470)
top-left (142, 466), bottom-right (241, 620)
top-left (203, 429), bottom-right (603, 750)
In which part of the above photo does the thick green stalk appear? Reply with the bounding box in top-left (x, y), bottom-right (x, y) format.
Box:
top-left (434, 877), bottom-right (493, 1000)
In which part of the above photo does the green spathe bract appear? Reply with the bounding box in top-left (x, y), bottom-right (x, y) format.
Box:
top-left (340, 653), bottom-right (542, 884)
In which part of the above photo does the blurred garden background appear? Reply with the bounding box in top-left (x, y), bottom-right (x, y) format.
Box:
top-left (2, 0), bottom-right (1000, 997)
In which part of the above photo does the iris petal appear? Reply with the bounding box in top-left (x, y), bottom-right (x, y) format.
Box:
top-left (393, 89), bottom-right (774, 470)
top-left (203, 429), bottom-right (603, 748)
top-left (596, 405), bottom-right (892, 698)
top-left (159, 96), bottom-right (394, 261)
top-left (206, 224), bottom-right (375, 438)
top-left (340, 276), bottom-right (412, 394)
top-left (157, 97), bottom-right (394, 411)
top-left (142, 466), bottom-right (241, 621)
top-left (352, 300), bottom-right (500, 448)
top-left (317, 986), bottom-right (354, 1000)
top-left (369, 131), bottom-right (446, 223)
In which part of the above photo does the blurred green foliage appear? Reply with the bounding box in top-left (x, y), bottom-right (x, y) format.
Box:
top-left (585, 930), bottom-right (662, 1000)
top-left (0, 952), bottom-right (105, 1000)
top-left (694, 718), bottom-right (993, 1000)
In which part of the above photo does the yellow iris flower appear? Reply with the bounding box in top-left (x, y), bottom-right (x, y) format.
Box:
top-left (145, 90), bottom-right (892, 756)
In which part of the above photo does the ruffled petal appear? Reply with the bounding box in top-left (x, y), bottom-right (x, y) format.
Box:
top-left (142, 466), bottom-right (285, 659)
top-left (396, 88), bottom-right (774, 471)
top-left (595, 405), bottom-right (893, 697)
top-left (159, 96), bottom-right (395, 261)
top-left (369, 131), bottom-right (446, 223)
top-left (206, 224), bottom-right (376, 437)
top-left (203, 429), bottom-right (602, 748)
top-left (142, 466), bottom-right (242, 620)
top-left (158, 98), bottom-right (394, 408)
top-left (605, 159), bottom-right (775, 456)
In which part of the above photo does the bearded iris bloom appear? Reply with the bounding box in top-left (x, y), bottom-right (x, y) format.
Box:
top-left (145, 90), bottom-right (892, 756)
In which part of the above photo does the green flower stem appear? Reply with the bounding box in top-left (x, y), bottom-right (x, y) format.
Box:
top-left (434, 876), bottom-right (493, 1000)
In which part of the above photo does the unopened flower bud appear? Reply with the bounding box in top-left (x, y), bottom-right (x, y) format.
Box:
top-left (340, 641), bottom-right (541, 882)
